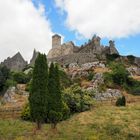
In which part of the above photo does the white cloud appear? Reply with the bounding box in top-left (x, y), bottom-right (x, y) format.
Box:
top-left (55, 0), bottom-right (140, 39)
top-left (0, 0), bottom-right (53, 62)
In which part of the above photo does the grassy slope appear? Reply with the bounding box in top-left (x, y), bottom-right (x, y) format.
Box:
top-left (0, 102), bottom-right (140, 140)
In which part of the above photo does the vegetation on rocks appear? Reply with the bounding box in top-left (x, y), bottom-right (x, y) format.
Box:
top-left (63, 84), bottom-right (94, 113)
top-left (104, 62), bottom-right (140, 95)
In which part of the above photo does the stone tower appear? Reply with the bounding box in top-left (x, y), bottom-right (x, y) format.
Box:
top-left (52, 34), bottom-right (61, 48)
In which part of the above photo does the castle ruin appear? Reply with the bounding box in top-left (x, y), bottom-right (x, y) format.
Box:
top-left (2, 34), bottom-right (140, 71)
top-left (47, 34), bottom-right (119, 65)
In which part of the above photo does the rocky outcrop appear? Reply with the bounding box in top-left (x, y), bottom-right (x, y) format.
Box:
top-left (135, 57), bottom-right (140, 66)
top-left (1, 52), bottom-right (27, 71)
top-left (95, 89), bottom-right (122, 101)
top-left (86, 73), bottom-right (104, 91)
top-left (0, 84), bottom-right (28, 105)
top-left (1, 87), bottom-right (16, 104)
top-left (127, 67), bottom-right (140, 76)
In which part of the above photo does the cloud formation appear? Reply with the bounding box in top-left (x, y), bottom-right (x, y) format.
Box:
top-left (55, 0), bottom-right (140, 39)
top-left (0, 0), bottom-right (53, 62)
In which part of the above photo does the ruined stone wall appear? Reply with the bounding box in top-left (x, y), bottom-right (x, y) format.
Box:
top-left (1, 52), bottom-right (27, 71)
top-left (48, 53), bottom-right (106, 65)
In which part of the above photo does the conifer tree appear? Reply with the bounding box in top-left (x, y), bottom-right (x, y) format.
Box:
top-left (48, 63), bottom-right (63, 129)
top-left (29, 53), bottom-right (48, 130)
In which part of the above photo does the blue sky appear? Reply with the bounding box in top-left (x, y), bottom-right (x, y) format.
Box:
top-left (34, 0), bottom-right (140, 57)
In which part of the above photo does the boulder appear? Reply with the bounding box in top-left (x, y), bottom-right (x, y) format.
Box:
top-left (95, 89), bottom-right (122, 101)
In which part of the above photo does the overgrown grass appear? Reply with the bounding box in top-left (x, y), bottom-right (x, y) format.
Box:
top-left (0, 103), bottom-right (140, 140)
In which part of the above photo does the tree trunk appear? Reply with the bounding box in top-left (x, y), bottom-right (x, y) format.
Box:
top-left (36, 120), bottom-right (41, 130)
top-left (51, 123), bottom-right (57, 129)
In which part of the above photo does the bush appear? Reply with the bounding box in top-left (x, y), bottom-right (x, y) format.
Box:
top-left (63, 84), bottom-right (94, 113)
top-left (61, 102), bottom-right (70, 120)
top-left (116, 96), bottom-right (126, 106)
top-left (127, 55), bottom-right (135, 64)
top-left (87, 71), bottom-right (94, 81)
top-left (103, 72), bottom-right (114, 88)
top-left (110, 62), bottom-right (129, 85)
top-left (21, 104), bottom-right (31, 121)
top-left (12, 72), bottom-right (31, 84)
top-left (106, 54), bottom-right (120, 63)
top-left (21, 102), bottom-right (70, 122)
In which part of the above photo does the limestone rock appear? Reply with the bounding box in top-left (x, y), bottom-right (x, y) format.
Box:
top-left (69, 63), bottom-right (79, 68)
top-left (135, 57), bottom-right (140, 66)
top-left (2, 87), bottom-right (16, 104)
top-left (95, 89), bottom-right (122, 101)
top-left (127, 67), bottom-right (140, 76)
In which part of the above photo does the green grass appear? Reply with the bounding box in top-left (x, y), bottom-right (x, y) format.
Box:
top-left (0, 103), bottom-right (140, 140)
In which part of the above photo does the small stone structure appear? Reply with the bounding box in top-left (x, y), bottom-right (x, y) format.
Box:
top-left (1, 52), bottom-right (27, 71)
top-left (52, 34), bottom-right (61, 48)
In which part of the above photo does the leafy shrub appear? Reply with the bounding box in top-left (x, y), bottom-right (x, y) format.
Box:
top-left (21, 103), bottom-right (31, 120)
top-left (127, 55), bottom-right (135, 64)
top-left (103, 72), bottom-right (114, 88)
top-left (13, 72), bottom-right (31, 84)
top-left (125, 79), bottom-right (140, 95)
top-left (116, 96), bottom-right (126, 106)
top-left (110, 62), bottom-right (129, 85)
top-left (21, 102), bottom-right (70, 122)
top-left (61, 102), bottom-right (70, 120)
top-left (63, 84), bottom-right (94, 113)
top-left (87, 71), bottom-right (94, 81)
top-left (106, 54), bottom-right (120, 63)
top-left (5, 79), bottom-right (17, 88)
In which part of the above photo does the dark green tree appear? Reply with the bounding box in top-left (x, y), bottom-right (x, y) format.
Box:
top-left (0, 66), bottom-right (10, 94)
top-left (29, 53), bottom-right (48, 130)
top-left (48, 63), bottom-right (63, 129)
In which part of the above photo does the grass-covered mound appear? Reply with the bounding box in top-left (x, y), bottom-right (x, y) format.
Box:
top-left (0, 102), bottom-right (140, 140)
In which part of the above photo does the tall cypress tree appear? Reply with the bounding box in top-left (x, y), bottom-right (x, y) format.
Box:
top-left (29, 53), bottom-right (48, 130)
top-left (48, 63), bottom-right (63, 128)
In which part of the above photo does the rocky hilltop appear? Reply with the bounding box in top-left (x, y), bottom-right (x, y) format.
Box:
top-left (48, 34), bottom-right (119, 65)
top-left (0, 34), bottom-right (140, 71)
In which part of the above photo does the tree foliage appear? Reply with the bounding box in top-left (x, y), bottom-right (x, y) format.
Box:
top-left (0, 66), bottom-right (10, 95)
top-left (48, 63), bottom-right (63, 128)
top-left (29, 53), bottom-right (49, 129)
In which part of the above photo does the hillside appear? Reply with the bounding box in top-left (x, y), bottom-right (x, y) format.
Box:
top-left (0, 97), bottom-right (140, 140)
